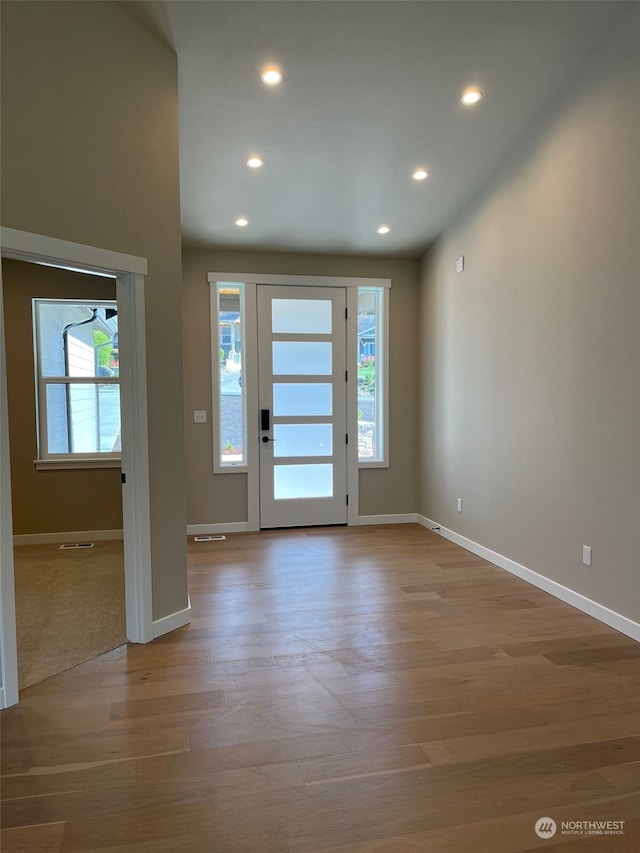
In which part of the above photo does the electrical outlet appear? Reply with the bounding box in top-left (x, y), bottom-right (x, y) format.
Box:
top-left (193, 410), bottom-right (207, 424)
top-left (457, 498), bottom-right (462, 513)
top-left (582, 545), bottom-right (592, 566)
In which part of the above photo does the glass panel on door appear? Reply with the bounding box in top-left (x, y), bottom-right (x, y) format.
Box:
top-left (272, 299), bottom-right (332, 334)
top-left (273, 423), bottom-right (333, 457)
top-left (273, 383), bottom-right (333, 416)
top-left (272, 341), bottom-right (332, 375)
top-left (274, 464), bottom-right (334, 500)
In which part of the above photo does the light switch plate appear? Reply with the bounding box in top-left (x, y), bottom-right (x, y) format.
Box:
top-left (193, 410), bottom-right (207, 423)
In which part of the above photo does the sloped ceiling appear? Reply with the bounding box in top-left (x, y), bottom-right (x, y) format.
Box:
top-left (122, 1), bottom-right (634, 257)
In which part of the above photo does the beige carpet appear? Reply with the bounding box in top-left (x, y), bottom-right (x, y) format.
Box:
top-left (13, 540), bottom-right (127, 690)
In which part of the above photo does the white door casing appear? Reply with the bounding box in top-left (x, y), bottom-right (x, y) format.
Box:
top-left (257, 285), bottom-right (347, 528)
top-left (0, 227), bottom-right (154, 708)
top-left (208, 272), bottom-right (391, 533)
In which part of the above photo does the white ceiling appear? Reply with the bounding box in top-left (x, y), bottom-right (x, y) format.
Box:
top-left (124, 1), bottom-right (633, 258)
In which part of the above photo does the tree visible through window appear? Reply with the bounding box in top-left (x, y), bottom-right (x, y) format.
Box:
top-left (215, 284), bottom-right (245, 467)
top-left (357, 287), bottom-right (384, 462)
top-left (33, 300), bottom-right (120, 458)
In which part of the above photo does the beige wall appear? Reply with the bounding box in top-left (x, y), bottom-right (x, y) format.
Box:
top-left (418, 6), bottom-right (640, 622)
top-left (1, 1), bottom-right (187, 619)
top-left (2, 260), bottom-right (122, 535)
top-left (183, 249), bottom-right (420, 524)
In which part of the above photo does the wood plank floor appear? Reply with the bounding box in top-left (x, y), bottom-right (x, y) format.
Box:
top-left (2, 524), bottom-right (639, 852)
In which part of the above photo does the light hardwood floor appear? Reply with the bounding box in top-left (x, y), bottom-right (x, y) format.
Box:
top-left (1, 524), bottom-right (639, 852)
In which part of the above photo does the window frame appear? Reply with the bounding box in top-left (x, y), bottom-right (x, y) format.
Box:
top-left (210, 282), bottom-right (249, 473)
top-left (33, 298), bottom-right (121, 468)
top-left (356, 285), bottom-right (389, 468)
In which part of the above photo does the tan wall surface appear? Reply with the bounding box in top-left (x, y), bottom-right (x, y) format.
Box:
top-left (183, 249), bottom-right (420, 524)
top-left (418, 6), bottom-right (640, 622)
top-left (1, 1), bottom-right (187, 618)
top-left (3, 260), bottom-right (122, 535)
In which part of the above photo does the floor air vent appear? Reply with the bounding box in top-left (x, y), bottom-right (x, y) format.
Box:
top-left (193, 535), bottom-right (226, 542)
top-left (59, 543), bottom-right (95, 550)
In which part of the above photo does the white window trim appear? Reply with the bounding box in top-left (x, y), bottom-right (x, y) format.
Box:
top-left (34, 457), bottom-right (122, 471)
top-left (207, 272), bottom-right (390, 289)
top-left (244, 284), bottom-right (259, 526)
top-left (356, 286), bottom-right (389, 469)
top-left (346, 288), bottom-right (360, 523)
top-left (33, 297), bottom-right (121, 464)
top-left (209, 284), bottom-right (249, 474)
top-left (209, 280), bottom-right (259, 525)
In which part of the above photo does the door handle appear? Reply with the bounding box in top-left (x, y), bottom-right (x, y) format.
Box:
top-left (260, 409), bottom-right (270, 431)
top-left (261, 435), bottom-right (276, 443)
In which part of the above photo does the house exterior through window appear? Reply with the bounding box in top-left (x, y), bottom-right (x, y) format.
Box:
top-left (33, 299), bottom-right (120, 462)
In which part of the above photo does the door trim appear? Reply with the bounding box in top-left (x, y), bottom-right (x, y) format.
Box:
top-left (256, 285), bottom-right (347, 529)
top-left (208, 272), bottom-right (390, 532)
top-left (0, 227), bottom-right (153, 708)
top-left (208, 272), bottom-right (390, 290)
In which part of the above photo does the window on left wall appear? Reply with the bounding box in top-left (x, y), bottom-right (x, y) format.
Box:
top-left (33, 299), bottom-right (121, 465)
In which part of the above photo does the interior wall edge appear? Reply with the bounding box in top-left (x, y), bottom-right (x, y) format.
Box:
top-left (151, 597), bottom-right (191, 640)
top-left (416, 8), bottom-right (639, 631)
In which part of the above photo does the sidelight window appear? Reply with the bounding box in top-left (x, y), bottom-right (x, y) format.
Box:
top-left (213, 283), bottom-right (247, 469)
top-left (357, 286), bottom-right (387, 464)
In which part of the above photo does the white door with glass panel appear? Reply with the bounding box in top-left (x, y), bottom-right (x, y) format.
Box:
top-left (257, 286), bottom-right (347, 528)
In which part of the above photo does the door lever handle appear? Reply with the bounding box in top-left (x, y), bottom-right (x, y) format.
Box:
top-left (261, 436), bottom-right (276, 443)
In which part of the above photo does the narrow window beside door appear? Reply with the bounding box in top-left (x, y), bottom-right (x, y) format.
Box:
top-left (213, 283), bottom-right (247, 470)
top-left (357, 286), bottom-right (386, 464)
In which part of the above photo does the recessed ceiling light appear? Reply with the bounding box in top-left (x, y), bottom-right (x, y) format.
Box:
top-left (246, 156), bottom-right (264, 169)
top-left (412, 168), bottom-right (429, 181)
top-left (377, 225), bottom-right (390, 235)
top-left (235, 217), bottom-right (249, 227)
top-left (461, 88), bottom-right (482, 105)
top-left (261, 66), bottom-right (283, 86)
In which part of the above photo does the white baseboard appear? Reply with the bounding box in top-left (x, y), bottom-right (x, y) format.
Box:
top-left (356, 513), bottom-right (418, 526)
top-left (416, 515), bottom-right (640, 643)
top-left (190, 518), bottom-right (419, 532)
top-left (0, 687), bottom-right (6, 710)
top-left (13, 529), bottom-right (124, 546)
top-left (416, 515), bottom-right (443, 533)
top-left (187, 522), bottom-right (249, 536)
top-left (152, 597), bottom-right (192, 639)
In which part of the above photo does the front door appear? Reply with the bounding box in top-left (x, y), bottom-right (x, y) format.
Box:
top-left (257, 285), bottom-right (347, 528)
